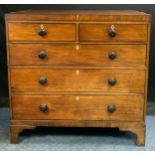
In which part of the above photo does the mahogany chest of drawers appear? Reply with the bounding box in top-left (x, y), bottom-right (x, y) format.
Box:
top-left (5, 10), bottom-right (151, 145)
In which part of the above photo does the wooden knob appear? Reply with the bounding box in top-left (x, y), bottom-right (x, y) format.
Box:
top-left (39, 104), bottom-right (48, 112)
top-left (39, 76), bottom-right (47, 85)
top-left (108, 77), bottom-right (117, 86)
top-left (38, 25), bottom-right (47, 36)
top-left (38, 51), bottom-right (47, 59)
top-left (109, 25), bottom-right (117, 37)
top-left (107, 104), bottom-right (116, 113)
top-left (109, 51), bottom-right (117, 60)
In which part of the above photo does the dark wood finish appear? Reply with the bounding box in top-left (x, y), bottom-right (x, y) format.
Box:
top-left (5, 10), bottom-right (151, 145)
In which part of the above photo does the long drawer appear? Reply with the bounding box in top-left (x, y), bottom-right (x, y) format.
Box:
top-left (80, 24), bottom-right (148, 42)
top-left (10, 68), bottom-right (145, 93)
top-left (11, 94), bottom-right (144, 121)
top-left (9, 44), bottom-right (146, 67)
top-left (8, 23), bottom-right (76, 41)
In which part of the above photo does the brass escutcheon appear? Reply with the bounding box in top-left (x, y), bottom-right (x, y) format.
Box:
top-left (110, 25), bottom-right (115, 30)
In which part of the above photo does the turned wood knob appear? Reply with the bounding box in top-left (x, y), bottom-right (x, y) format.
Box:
top-left (38, 24), bottom-right (47, 36)
top-left (109, 51), bottom-right (117, 60)
top-left (107, 104), bottom-right (116, 113)
top-left (38, 51), bottom-right (47, 59)
top-left (39, 76), bottom-right (47, 85)
top-left (39, 104), bottom-right (48, 112)
top-left (108, 77), bottom-right (117, 86)
top-left (109, 25), bottom-right (117, 37)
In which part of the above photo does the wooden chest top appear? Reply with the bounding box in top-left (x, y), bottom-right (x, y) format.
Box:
top-left (5, 10), bottom-right (151, 22)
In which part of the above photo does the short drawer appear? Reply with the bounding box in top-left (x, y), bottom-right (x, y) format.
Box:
top-left (9, 44), bottom-right (146, 68)
top-left (10, 68), bottom-right (145, 93)
top-left (12, 94), bottom-right (144, 121)
top-left (8, 23), bottom-right (76, 41)
top-left (80, 24), bottom-right (147, 42)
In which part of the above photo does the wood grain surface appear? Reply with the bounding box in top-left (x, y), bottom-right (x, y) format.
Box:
top-left (9, 44), bottom-right (146, 67)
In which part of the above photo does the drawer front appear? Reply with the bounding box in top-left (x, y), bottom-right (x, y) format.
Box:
top-left (8, 23), bottom-right (76, 41)
top-left (9, 44), bottom-right (146, 67)
top-left (80, 24), bottom-right (147, 42)
top-left (10, 69), bottom-right (145, 93)
top-left (12, 94), bottom-right (144, 121)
